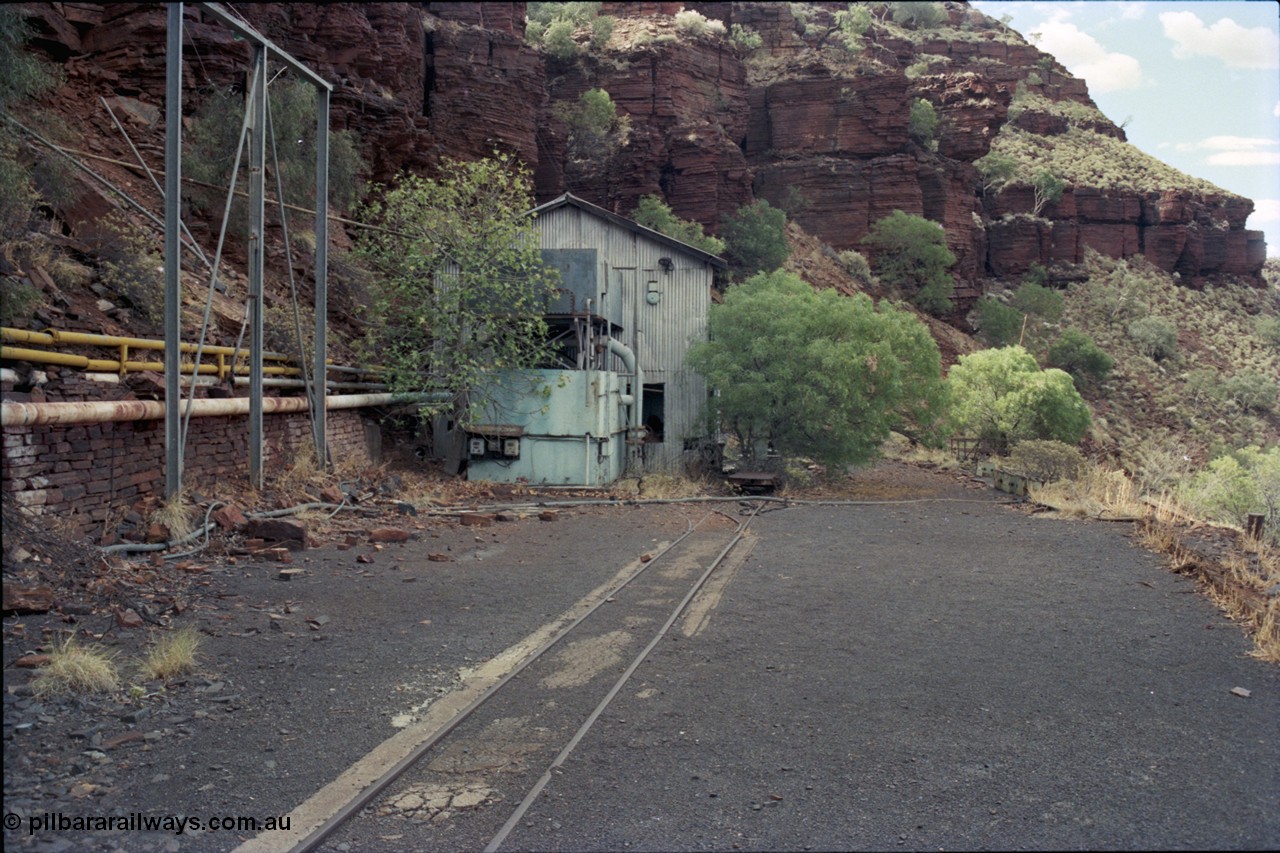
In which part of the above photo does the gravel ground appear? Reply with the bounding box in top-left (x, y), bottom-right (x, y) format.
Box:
top-left (3, 462), bottom-right (1277, 852)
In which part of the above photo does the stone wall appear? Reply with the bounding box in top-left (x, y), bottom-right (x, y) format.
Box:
top-left (2, 409), bottom-right (379, 542)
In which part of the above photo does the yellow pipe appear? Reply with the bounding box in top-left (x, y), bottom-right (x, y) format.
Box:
top-left (1, 346), bottom-right (119, 372)
top-left (2, 327), bottom-right (294, 362)
top-left (0, 347), bottom-right (311, 377)
top-left (1, 325), bottom-right (383, 388)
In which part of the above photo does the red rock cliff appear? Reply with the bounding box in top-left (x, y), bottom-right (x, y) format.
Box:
top-left (17, 1), bottom-right (1267, 297)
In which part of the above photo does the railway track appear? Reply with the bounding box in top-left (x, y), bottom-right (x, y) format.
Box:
top-left (239, 501), bottom-right (763, 853)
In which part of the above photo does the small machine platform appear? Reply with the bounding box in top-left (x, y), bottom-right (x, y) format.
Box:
top-left (726, 471), bottom-right (778, 494)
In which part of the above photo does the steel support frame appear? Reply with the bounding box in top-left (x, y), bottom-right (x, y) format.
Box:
top-left (165, 3), bottom-right (335, 492)
top-left (163, 4), bottom-right (183, 499)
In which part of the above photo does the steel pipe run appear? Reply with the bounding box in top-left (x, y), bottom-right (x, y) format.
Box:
top-left (0, 393), bottom-right (422, 428)
top-left (605, 337), bottom-right (643, 431)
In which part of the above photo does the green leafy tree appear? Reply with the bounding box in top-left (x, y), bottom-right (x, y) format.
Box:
top-left (553, 88), bottom-right (630, 165)
top-left (186, 80), bottom-right (365, 229)
top-left (975, 150), bottom-right (1017, 195)
top-left (632, 195), bottom-right (725, 256)
top-left (1, 6), bottom-right (67, 240)
top-left (832, 6), bottom-right (872, 52)
top-left (730, 24), bottom-right (763, 51)
top-left (720, 199), bottom-right (790, 277)
top-left (1046, 329), bottom-right (1114, 386)
top-left (947, 346), bottom-right (1091, 445)
top-left (972, 297), bottom-right (1024, 347)
top-left (891, 2), bottom-right (946, 29)
top-left (1009, 280), bottom-right (1063, 321)
top-left (908, 98), bottom-right (939, 149)
top-left (688, 270), bottom-right (947, 468)
top-left (1184, 447), bottom-right (1280, 539)
top-left (1031, 169), bottom-right (1066, 215)
top-left (355, 154), bottom-right (559, 418)
top-left (860, 210), bottom-right (956, 315)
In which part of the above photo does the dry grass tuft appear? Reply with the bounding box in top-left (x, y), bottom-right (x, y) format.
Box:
top-left (138, 626), bottom-right (203, 682)
top-left (1137, 516), bottom-right (1279, 662)
top-left (150, 490), bottom-right (193, 542)
top-left (275, 446), bottom-right (327, 497)
top-left (1030, 464), bottom-right (1147, 520)
top-left (32, 636), bottom-right (120, 698)
top-left (637, 473), bottom-right (713, 499)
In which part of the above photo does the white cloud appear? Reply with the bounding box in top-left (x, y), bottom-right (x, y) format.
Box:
top-left (1160, 11), bottom-right (1280, 70)
top-left (1035, 19), bottom-right (1145, 92)
top-left (1274, 101), bottom-right (1280, 119)
top-left (1207, 151), bottom-right (1280, 167)
top-left (1170, 136), bottom-right (1280, 166)
top-left (1250, 199), bottom-right (1280, 223)
top-left (1117, 3), bottom-right (1147, 22)
top-left (1200, 136), bottom-right (1277, 151)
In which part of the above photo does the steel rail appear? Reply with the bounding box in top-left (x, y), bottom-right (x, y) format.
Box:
top-left (284, 509), bottom-right (733, 853)
top-left (485, 500), bottom-right (765, 851)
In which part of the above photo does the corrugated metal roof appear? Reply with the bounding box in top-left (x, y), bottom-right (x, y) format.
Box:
top-left (530, 193), bottom-right (728, 270)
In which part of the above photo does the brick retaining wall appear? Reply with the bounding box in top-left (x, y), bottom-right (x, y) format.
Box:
top-left (2, 408), bottom-right (380, 542)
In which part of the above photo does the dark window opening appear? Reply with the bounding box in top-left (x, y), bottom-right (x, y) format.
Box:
top-left (642, 383), bottom-right (665, 443)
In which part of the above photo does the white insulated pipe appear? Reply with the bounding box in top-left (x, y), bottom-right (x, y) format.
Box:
top-left (0, 392), bottom-right (427, 427)
top-left (605, 337), bottom-right (643, 431)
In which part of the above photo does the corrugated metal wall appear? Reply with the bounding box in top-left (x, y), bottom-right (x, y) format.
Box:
top-left (535, 205), bottom-right (713, 473)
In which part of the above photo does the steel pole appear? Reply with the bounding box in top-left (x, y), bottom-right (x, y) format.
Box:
top-left (164, 3), bottom-right (183, 499)
top-left (247, 48), bottom-right (267, 488)
top-left (312, 88), bottom-right (329, 467)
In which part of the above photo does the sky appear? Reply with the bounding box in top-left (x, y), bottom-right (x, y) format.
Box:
top-left (970, 0), bottom-right (1280, 257)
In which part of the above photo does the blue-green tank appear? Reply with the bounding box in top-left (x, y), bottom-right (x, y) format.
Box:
top-left (465, 369), bottom-right (631, 485)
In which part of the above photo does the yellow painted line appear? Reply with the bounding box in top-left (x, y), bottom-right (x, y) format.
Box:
top-left (679, 533), bottom-right (756, 638)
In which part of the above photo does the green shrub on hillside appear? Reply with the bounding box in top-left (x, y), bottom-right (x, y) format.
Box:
top-left (0, 277), bottom-right (42, 326)
top-left (1183, 446), bottom-right (1280, 542)
top-left (1005, 439), bottom-right (1085, 483)
top-left (1256, 315), bottom-right (1280, 350)
top-left (185, 80), bottom-right (365, 229)
top-left (688, 270), bottom-right (948, 467)
top-left (972, 297), bottom-right (1023, 347)
top-left (908, 98), bottom-right (939, 149)
top-left (1224, 369), bottom-right (1278, 414)
top-left (554, 88), bottom-right (630, 164)
top-left (721, 199), bottom-right (789, 276)
top-left (730, 24), bottom-right (763, 51)
top-left (1009, 280), bottom-right (1064, 322)
top-left (838, 250), bottom-right (876, 287)
top-left (0, 6), bottom-right (71, 241)
top-left (891, 1), bottom-right (946, 29)
top-left (1046, 329), bottom-right (1113, 385)
top-left (632, 195), bottom-right (725, 257)
top-left (674, 9), bottom-right (725, 37)
top-left (527, 2), bottom-right (609, 56)
top-left (93, 215), bottom-right (165, 328)
top-left (1127, 315), bottom-right (1178, 362)
top-left (860, 210), bottom-right (955, 316)
top-left (947, 346), bottom-right (1091, 445)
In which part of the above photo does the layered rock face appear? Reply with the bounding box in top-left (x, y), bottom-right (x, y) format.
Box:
top-left (18, 1), bottom-right (1267, 295)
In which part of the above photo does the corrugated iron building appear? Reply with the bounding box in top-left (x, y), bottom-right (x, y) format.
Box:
top-left (529, 194), bottom-right (726, 475)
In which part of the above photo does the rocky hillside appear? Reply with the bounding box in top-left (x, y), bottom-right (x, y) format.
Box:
top-left (6, 2), bottom-right (1272, 445)
top-left (17, 1), bottom-right (1266, 289)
